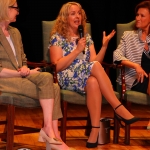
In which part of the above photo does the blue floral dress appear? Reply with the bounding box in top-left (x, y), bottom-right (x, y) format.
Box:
top-left (49, 32), bottom-right (96, 94)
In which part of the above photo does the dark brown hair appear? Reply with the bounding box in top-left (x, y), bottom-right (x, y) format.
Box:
top-left (135, 1), bottom-right (150, 14)
top-left (134, 1), bottom-right (150, 31)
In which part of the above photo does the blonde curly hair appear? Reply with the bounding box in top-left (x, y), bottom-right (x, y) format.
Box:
top-left (50, 2), bottom-right (87, 41)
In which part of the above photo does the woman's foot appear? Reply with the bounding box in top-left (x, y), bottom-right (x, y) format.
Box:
top-left (38, 128), bottom-right (62, 144)
top-left (114, 104), bottom-right (139, 125)
top-left (47, 141), bottom-right (76, 150)
top-left (114, 104), bottom-right (134, 119)
top-left (86, 126), bottom-right (99, 148)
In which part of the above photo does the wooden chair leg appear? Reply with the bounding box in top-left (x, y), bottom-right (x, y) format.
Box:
top-left (124, 101), bottom-right (131, 145)
top-left (84, 112), bottom-right (91, 136)
top-left (1, 123), bottom-right (6, 142)
top-left (113, 114), bottom-right (120, 144)
top-left (60, 101), bottom-right (67, 143)
top-left (6, 104), bottom-right (15, 150)
top-left (124, 124), bottom-right (130, 145)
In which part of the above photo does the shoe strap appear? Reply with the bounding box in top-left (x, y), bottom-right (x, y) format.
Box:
top-left (114, 103), bottom-right (122, 111)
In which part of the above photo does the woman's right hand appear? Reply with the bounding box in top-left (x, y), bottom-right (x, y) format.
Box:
top-left (29, 68), bottom-right (40, 75)
top-left (76, 37), bottom-right (86, 53)
top-left (18, 66), bottom-right (30, 77)
top-left (134, 64), bottom-right (148, 83)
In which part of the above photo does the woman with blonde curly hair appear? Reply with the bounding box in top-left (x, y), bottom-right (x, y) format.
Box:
top-left (49, 1), bottom-right (139, 148)
top-left (51, 2), bottom-right (87, 41)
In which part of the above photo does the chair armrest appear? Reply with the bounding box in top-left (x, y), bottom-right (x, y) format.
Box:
top-left (102, 62), bottom-right (126, 100)
top-left (102, 62), bottom-right (116, 75)
top-left (27, 60), bottom-right (50, 68)
top-left (118, 64), bottom-right (126, 100)
top-left (101, 62), bottom-right (122, 75)
top-left (51, 64), bottom-right (57, 83)
top-left (27, 61), bottom-right (57, 82)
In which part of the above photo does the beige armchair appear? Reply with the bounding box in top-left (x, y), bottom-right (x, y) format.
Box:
top-left (42, 20), bottom-right (120, 143)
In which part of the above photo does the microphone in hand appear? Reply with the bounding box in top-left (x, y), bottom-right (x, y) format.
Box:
top-left (78, 25), bottom-right (85, 54)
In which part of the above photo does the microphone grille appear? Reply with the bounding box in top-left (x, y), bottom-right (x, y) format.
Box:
top-left (78, 25), bottom-right (83, 32)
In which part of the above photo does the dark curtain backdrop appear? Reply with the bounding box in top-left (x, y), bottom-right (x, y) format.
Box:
top-left (12, 0), bottom-right (142, 88)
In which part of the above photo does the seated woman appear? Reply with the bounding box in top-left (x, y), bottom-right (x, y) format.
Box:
top-left (0, 0), bottom-right (75, 150)
top-left (113, 1), bottom-right (150, 129)
top-left (49, 1), bottom-right (139, 148)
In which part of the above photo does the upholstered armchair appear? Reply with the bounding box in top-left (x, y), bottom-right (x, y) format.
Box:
top-left (0, 61), bottom-right (50, 150)
top-left (116, 20), bottom-right (150, 145)
top-left (42, 20), bottom-right (120, 143)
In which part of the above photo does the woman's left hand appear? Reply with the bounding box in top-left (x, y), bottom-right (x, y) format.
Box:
top-left (18, 66), bottom-right (30, 77)
top-left (102, 30), bottom-right (116, 47)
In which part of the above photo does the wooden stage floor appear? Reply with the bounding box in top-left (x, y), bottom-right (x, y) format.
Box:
top-left (0, 103), bottom-right (150, 150)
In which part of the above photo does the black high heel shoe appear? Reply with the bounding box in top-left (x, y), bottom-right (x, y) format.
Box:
top-left (114, 104), bottom-right (140, 125)
top-left (86, 126), bottom-right (99, 148)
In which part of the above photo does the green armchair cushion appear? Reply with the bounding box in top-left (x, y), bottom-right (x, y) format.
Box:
top-left (125, 90), bottom-right (150, 105)
top-left (61, 90), bottom-right (120, 105)
top-left (0, 92), bottom-right (40, 108)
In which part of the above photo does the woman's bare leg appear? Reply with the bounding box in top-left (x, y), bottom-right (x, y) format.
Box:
top-left (52, 120), bottom-right (71, 150)
top-left (52, 120), bottom-right (60, 138)
top-left (40, 100), bottom-right (71, 150)
top-left (91, 62), bottom-right (134, 119)
top-left (40, 99), bottom-right (55, 138)
top-left (85, 76), bottom-right (102, 143)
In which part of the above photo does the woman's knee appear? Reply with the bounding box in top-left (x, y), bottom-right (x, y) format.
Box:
top-left (41, 72), bottom-right (53, 79)
top-left (27, 72), bottom-right (54, 86)
top-left (86, 76), bottom-right (99, 89)
top-left (40, 72), bottom-right (53, 83)
top-left (53, 83), bottom-right (60, 94)
top-left (92, 62), bottom-right (104, 72)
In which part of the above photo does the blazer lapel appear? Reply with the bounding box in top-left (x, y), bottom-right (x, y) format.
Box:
top-left (9, 27), bottom-right (22, 68)
top-left (0, 28), bottom-right (18, 69)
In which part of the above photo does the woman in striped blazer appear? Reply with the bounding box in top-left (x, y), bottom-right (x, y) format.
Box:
top-left (114, 1), bottom-right (150, 97)
top-left (113, 1), bottom-right (150, 129)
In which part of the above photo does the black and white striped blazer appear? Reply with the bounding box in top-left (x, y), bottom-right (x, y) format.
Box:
top-left (113, 29), bottom-right (150, 90)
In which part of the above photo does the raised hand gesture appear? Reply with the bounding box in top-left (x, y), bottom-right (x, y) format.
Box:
top-left (102, 30), bottom-right (116, 47)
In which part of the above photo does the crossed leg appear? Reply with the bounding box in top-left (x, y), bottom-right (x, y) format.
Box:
top-left (85, 62), bottom-right (135, 144)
